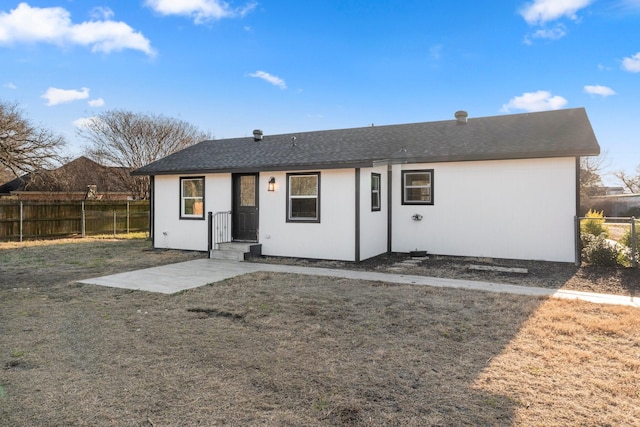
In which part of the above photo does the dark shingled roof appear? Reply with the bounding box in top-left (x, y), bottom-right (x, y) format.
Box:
top-left (0, 156), bottom-right (132, 194)
top-left (132, 108), bottom-right (600, 176)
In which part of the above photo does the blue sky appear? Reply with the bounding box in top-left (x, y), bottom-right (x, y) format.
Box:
top-left (1, 0), bottom-right (639, 185)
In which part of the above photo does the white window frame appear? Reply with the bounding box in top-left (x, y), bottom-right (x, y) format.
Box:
top-left (180, 177), bottom-right (205, 219)
top-left (286, 172), bottom-right (320, 223)
top-left (401, 170), bottom-right (433, 205)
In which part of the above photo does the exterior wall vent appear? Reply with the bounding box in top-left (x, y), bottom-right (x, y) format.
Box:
top-left (455, 110), bottom-right (468, 124)
top-left (253, 129), bottom-right (263, 141)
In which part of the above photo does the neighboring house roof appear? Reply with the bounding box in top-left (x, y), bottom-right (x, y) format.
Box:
top-left (0, 156), bottom-right (132, 194)
top-left (132, 108), bottom-right (600, 176)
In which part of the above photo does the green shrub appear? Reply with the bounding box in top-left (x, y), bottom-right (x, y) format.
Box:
top-left (620, 223), bottom-right (639, 248)
top-left (581, 233), bottom-right (621, 267)
top-left (580, 231), bottom-right (594, 250)
top-left (581, 209), bottom-right (609, 238)
top-left (619, 222), bottom-right (640, 266)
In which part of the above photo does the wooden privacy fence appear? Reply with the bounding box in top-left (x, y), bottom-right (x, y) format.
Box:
top-left (0, 201), bottom-right (150, 241)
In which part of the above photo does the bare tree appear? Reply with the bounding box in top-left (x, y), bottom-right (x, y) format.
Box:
top-left (78, 110), bottom-right (212, 199)
top-left (0, 166), bottom-right (13, 184)
top-left (0, 100), bottom-right (65, 178)
top-left (580, 154), bottom-right (608, 199)
top-left (614, 165), bottom-right (640, 194)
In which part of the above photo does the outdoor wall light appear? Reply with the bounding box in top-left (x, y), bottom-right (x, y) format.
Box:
top-left (268, 177), bottom-right (276, 192)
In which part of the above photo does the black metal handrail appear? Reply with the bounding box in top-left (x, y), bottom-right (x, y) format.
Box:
top-left (211, 210), bottom-right (232, 250)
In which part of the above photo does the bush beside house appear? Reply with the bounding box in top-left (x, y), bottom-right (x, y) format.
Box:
top-left (580, 210), bottom-right (638, 267)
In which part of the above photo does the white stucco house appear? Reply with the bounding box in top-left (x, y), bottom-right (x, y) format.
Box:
top-left (132, 108), bottom-right (600, 263)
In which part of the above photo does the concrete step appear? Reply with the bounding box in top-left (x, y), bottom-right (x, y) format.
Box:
top-left (210, 242), bottom-right (261, 261)
top-left (209, 250), bottom-right (246, 261)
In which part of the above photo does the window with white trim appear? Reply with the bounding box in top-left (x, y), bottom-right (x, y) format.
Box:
top-left (287, 172), bottom-right (320, 222)
top-left (371, 173), bottom-right (381, 211)
top-left (401, 170), bottom-right (433, 205)
top-left (180, 177), bottom-right (205, 219)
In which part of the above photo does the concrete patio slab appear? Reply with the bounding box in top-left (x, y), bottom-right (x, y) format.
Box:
top-left (78, 258), bottom-right (640, 308)
top-left (78, 259), bottom-right (264, 294)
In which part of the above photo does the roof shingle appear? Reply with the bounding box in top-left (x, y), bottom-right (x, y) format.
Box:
top-left (132, 108), bottom-right (600, 176)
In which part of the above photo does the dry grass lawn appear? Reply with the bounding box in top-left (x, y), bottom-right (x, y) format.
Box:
top-left (1, 238), bottom-right (639, 426)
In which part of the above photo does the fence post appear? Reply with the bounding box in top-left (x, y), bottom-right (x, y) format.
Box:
top-left (81, 201), bottom-right (86, 238)
top-left (208, 211), bottom-right (213, 259)
top-left (632, 216), bottom-right (637, 268)
top-left (113, 211), bottom-right (117, 237)
top-left (19, 201), bottom-right (23, 242)
top-left (574, 216), bottom-right (581, 266)
top-left (127, 201), bottom-right (130, 234)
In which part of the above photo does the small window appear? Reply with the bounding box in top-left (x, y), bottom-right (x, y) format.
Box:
top-left (371, 173), bottom-right (381, 211)
top-left (402, 170), bottom-right (433, 205)
top-left (239, 175), bottom-right (256, 207)
top-left (287, 172), bottom-right (320, 222)
top-left (180, 177), bottom-right (205, 219)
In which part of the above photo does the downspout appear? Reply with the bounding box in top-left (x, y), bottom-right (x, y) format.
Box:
top-left (355, 168), bottom-right (361, 262)
top-left (575, 157), bottom-right (581, 266)
top-left (149, 175), bottom-right (155, 247)
top-left (387, 165), bottom-right (392, 254)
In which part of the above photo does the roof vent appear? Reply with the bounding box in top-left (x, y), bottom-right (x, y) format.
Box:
top-left (253, 129), bottom-right (263, 141)
top-left (455, 110), bottom-right (468, 124)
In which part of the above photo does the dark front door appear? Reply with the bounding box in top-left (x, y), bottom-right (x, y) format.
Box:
top-left (232, 173), bottom-right (258, 241)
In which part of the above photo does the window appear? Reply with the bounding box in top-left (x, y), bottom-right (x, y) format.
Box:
top-left (180, 177), bottom-right (205, 219)
top-left (402, 170), bottom-right (433, 205)
top-left (239, 175), bottom-right (256, 207)
top-left (287, 172), bottom-right (320, 222)
top-left (371, 173), bottom-right (381, 211)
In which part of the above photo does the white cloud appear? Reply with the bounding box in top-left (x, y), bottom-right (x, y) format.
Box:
top-left (530, 25), bottom-right (567, 40)
top-left (0, 3), bottom-right (154, 56)
top-left (520, 0), bottom-right (593, 25)
top-left (616, 0), bottom-right (640, 11)
top-left (42, 87), bottom-right (90, 106)
top-left (249, 71), bottom-right (287, 89)
top-left (501, 90), bottom-right (568, 113)
top-left (622, 52), bottom-right (640, 72)
top-left (90, 6), bottom-right (114, 20)
top-left (3, 82), bottom-right (17, 89)
top-left (584, 85), bottom-right (616, 97)
top-left (145, 0), bottom-right (256, 24)
top-left (88, 98), bottom-right (105, 107)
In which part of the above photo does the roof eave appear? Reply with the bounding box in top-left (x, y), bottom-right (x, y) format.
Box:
top-left (131, 160), bottom-right (378, 176)
top-left (131, 148), bottom-right (599, 177)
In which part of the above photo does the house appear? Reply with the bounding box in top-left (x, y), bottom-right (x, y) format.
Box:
top-left (132, 108), bottom-right (600, 263)
top-left (585, 193), bottom-right (640, 217)
top-left (0, 157), bottom-right (134, 201)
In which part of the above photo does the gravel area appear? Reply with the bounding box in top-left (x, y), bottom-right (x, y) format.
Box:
top-left (251, 252), bottom-right (640, 297)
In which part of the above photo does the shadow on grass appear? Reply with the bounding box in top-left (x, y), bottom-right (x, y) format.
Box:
top-left (2, 270), bottom-right (544, 426)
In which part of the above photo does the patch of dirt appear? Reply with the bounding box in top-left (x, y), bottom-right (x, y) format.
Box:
top-left (252, 252), bottom-right (640, 297)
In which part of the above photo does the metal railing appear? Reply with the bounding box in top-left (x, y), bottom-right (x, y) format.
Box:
top-left (209, 211), bottom-right (232, 253)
